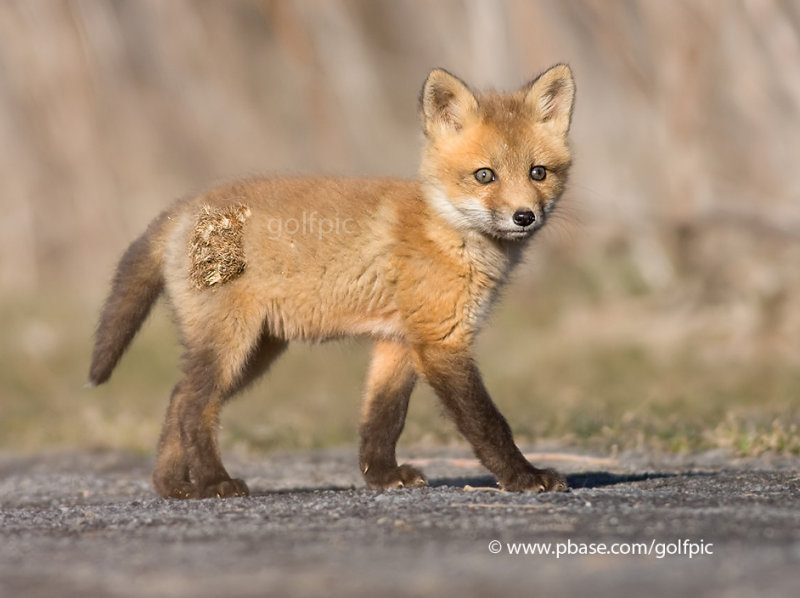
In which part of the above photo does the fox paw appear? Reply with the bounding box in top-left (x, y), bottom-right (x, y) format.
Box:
top-left (156, 478), bottom-right (250, 500)
top-left (364, 464), bottom-right (429, 490)
top-left (199, 478), bottom-right (250, 499)
top-left (500, 468), bottom-right (568, 493)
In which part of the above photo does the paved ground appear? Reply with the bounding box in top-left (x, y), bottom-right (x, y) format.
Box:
top-left (1, 448), bottom-right (799, 597)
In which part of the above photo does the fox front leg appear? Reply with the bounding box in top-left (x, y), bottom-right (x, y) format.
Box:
top-left (359, 340), bottom-right (428, 489)
top-left (412, 344), bottom-right (567, 493)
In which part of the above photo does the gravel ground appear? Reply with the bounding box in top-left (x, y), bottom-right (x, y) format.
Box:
top-left (1, 448), bottom-right (799, 597)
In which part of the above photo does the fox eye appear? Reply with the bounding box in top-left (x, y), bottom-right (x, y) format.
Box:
top-left (530, 165), bottom-right (547, 181)
top-left (474, 168), bottom-right (496, 184)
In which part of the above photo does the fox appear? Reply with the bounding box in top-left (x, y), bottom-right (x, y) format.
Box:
top-left (88, 64), bottom-right (576, 499)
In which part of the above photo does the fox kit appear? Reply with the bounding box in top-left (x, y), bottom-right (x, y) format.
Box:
top-left (89, 65), bottom-right (576, 499)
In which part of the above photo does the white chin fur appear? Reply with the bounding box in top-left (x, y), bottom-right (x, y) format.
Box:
top-left (425, 186), bottom-right (494, 234)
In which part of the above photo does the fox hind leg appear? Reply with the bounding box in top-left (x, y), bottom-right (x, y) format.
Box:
top-left (152, 379), bottom-right (195, 499)
top-left (359, 340), bottom-right (427, 489)
top-left (153, 348), bottom-right (248, 499)
top-left (153, 310), bottom-right (285, 499)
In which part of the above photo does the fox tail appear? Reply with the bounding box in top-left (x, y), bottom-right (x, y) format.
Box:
top-left (87, 212), bottom-right (170, 386)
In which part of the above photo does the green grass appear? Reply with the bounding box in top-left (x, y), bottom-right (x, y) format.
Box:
top-left (2, 251), bottom-right (798, 458)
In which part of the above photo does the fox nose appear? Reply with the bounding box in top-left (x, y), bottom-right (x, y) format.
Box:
top-left (512, 209), bottom-right (536, 227)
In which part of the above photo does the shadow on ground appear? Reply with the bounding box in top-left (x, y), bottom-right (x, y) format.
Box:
top-left (428, 471), bottom-right (684, 490)
top-left (248, 471), bottom-right (718, 495)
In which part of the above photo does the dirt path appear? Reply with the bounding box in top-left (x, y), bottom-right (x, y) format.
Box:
top-left (1, 449), bottom-right (799, 597)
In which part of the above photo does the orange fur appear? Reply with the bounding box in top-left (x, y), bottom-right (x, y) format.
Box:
top-left (90, 65), bottom-right (576, 498)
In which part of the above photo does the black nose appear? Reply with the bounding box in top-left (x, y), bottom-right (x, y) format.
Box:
top-left (512, 209), bottom-right (536, 227)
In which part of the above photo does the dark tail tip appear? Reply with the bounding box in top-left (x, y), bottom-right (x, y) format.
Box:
top-left (88, 342), bottom-right (118, 386)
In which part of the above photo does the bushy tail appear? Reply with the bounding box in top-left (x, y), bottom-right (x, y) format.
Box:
top-left (88, 213), bottom-right (170, 386)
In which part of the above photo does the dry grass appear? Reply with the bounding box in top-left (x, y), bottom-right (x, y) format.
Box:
top-left (3, 249), bottom-right (798, 458)
top-left (189, 203), bottom-right (251, 289)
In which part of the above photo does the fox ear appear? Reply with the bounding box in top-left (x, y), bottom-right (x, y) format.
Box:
top-left (524, 64), bottom-right (575, 136)
top-left (420, 69), bottom-right (478, 137)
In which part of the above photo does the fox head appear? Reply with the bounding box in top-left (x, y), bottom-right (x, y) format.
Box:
top-left (419, 65), bottom-right (575, 241)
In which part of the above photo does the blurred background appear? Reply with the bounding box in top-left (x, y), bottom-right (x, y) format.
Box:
top-left (2, 0), bottom-right (799, 457)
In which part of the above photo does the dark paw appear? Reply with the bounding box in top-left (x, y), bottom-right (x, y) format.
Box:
top-left (155, 478), bottom-right (250, 499)
top-left (501, 468), bottom-right (568, 493)
top-left (364, 463), bottom-right (429, 490)
top-left (156, 480), bottom-right (200, 500)
top-left (199, 478), bottom-right (250, 499)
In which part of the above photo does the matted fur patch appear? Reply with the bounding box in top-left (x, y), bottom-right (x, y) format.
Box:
top-left (189, 203), bottom-right (251, 289)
